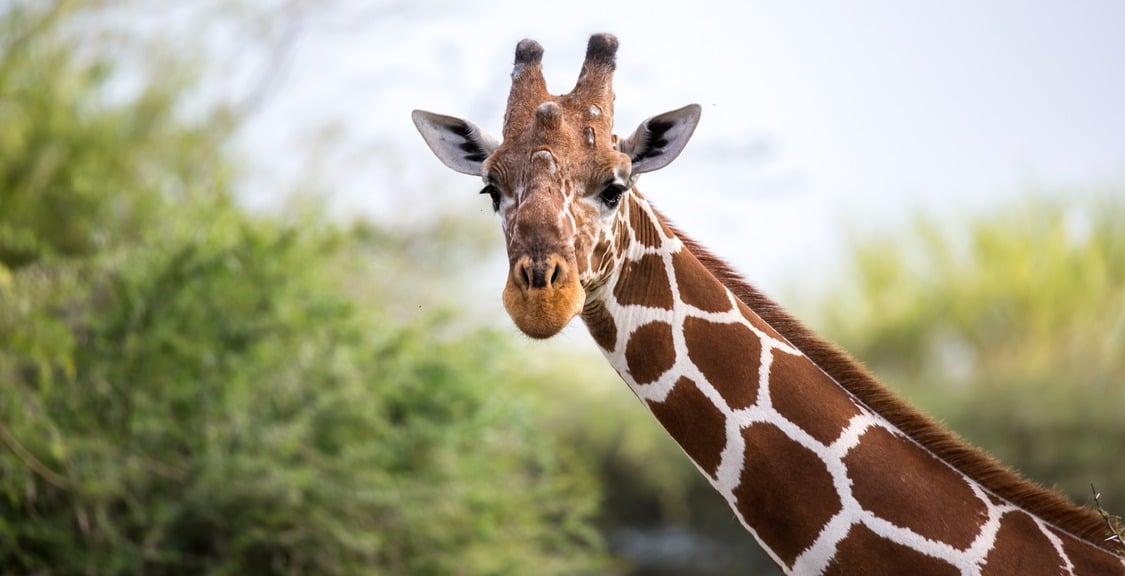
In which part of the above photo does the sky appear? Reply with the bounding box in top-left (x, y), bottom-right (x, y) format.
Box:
top-left (186, 0), bottom-right (1125, 313)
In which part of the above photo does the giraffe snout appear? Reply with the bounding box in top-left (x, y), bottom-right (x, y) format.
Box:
top-left (502, 253), bottom-right (585, 339)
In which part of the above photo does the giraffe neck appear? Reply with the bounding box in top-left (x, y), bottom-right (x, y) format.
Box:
top-left (581, 191), bottom-right (1125, 575)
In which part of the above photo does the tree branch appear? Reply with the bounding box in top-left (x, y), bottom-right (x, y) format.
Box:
top-left (0, 422), bottom-right (70, 491)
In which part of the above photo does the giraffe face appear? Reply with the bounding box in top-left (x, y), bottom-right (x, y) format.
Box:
top-left (482, 100), bottom-right (635, 339)
top-left (412, 34), bottom-right (701, 338)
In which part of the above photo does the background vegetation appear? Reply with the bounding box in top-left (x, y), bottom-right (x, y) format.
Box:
top-left (1, 3), bottom-right (1121, 575)
top-left (816, 196), bottom-right (1125, 509)
top-left (0, 3), bottom-right (604, 574)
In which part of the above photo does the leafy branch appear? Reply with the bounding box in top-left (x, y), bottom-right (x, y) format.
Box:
top-left (0, 422), bottom-right (70, 491)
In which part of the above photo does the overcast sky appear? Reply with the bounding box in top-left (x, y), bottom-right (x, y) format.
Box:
top-left (213, 0), bottom-right (1125, 310)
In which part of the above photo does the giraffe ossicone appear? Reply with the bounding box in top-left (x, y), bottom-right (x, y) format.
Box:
top-left (413, 34), bottom-right (1125, 575)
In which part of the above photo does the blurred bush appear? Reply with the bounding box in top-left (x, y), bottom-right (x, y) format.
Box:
top-left (0, 2), bottom-right (233, 269)
top-left (0, 2), bottom-right (606, 574)
top-left (815, 194), bottom-right (1125, 511)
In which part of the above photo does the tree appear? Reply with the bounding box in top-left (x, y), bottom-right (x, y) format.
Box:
top-left (0, 3), bottom-right (606, 573)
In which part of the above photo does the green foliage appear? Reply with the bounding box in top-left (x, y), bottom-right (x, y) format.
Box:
top-left (817, 194), bottom-right (1125, 511)
top-left (0, 3), bottom-right (606, 574)
top-left (1, 211), bottom-right (606, 575)
top-left (0, 1), bottom-right (232, 268)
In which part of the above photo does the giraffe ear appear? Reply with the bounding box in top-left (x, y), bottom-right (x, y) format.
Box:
top-left (411, 110), bottom-right (500, 176)
top-left (618, 104), bottom-right (701, 174)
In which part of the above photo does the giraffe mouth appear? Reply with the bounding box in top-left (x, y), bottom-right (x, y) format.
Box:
top-left (501, 253), bottom-right (586, 338)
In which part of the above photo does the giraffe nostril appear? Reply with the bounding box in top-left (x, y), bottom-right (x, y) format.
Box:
top-left (549, 263), bottom-right (560, 287)
top-left (520, 263), bottom-right (532, 289)
top-left (513, 255), bottom-right (568, 291)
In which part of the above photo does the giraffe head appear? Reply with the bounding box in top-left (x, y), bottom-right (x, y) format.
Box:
top-left (413, 34), bottom-right (701, 338)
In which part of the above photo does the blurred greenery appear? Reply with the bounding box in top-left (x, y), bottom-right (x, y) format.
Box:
top-left (0, 1), bottom-right (232, 269)
top-left (814, 194), bottom-right (1125, 512)
top-left (2, 2), bottom-right (1122, 576)
top-left (0, 2), bottom-right (605, 574)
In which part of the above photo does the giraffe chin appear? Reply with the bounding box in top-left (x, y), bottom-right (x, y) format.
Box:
top-left (502, 281), bottom-right (586, 339)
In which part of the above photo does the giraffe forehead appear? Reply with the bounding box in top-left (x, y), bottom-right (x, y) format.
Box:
top-left (490, 127), bottom-right (618, 186)
top-left (504, 96), bottom-right (613, 149)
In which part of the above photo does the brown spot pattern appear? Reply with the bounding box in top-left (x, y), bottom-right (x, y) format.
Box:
top-left (672, 249), bottom-right (731, 313)
top-left (648, 377), bottom-right (727, 477)
top-left (769, 351), bottom-right (861, 445)
top-left (844, 426), bottom-right (987, 550)
top-left (574, 230), bottom-right (605, 282)
top-left (824, 524), bottom-right (959, 576)
top-left (629, 201), bottom-right (664, 248)
top-left (985, 492), bottom-right (1007, 509)
top-left (735, 423), bottom-right (842, 567)
top-left (581, 300), bottom-right (617, 351)
top-left (625, 321), bottom-right (675, 384)
top-left (1048, 526), bottom-right (1125, 575)
top-left (613, 253), bottom-right (674, 309)
top-left (683, 317), bottom-right (760, 410)
top-left (981, 512), bottom-right (1065, 575)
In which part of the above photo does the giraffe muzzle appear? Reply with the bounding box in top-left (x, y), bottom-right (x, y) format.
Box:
top-left (502, 253), bottom-right (586, 339)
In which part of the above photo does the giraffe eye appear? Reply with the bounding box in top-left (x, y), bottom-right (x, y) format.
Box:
top-left (599, 183), bottom-right (628, 209)
top-left (480, 184), bottom-right (501, 212)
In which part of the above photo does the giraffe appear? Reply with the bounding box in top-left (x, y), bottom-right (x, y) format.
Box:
top-left (411, 34), bottom-right (1125, 575)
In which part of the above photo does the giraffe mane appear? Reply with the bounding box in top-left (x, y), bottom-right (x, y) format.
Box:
top-left (650, 207), bottom-right (1116, 553)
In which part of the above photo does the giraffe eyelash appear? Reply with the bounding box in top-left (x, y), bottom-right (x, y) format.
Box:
top-left (480, 184), bottom-right (501, 212)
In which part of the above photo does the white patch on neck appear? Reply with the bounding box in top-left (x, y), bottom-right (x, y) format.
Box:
top-left (588, 104), bottom-right (601, 118)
